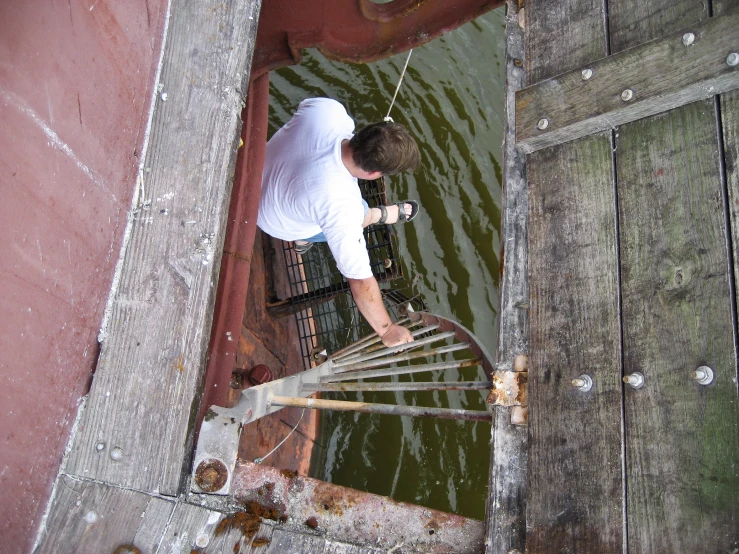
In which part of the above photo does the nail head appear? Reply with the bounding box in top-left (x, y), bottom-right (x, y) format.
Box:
top-left (537, 118), bottom-right (549, 130)
top-left (621, 89), bottom-right (634, 101)
top-left (581, 68), bottom-right (593, 80)
top-left (110, 447), bottom-right (123, 461)
top-left (195, 534), bottom-right (210, 548)
top-left (682, 32), bottom-right (695, 46)
top-left (85, 511), bottom-right (98, 524)
top-left (727, 53), bottom-right (739, 67)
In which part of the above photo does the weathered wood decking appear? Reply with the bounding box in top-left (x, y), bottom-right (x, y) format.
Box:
top-left (499, 0), bottom-right (739, 551)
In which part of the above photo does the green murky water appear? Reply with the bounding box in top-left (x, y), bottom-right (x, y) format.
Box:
top-left (267, 8), bottom-right (505, 520)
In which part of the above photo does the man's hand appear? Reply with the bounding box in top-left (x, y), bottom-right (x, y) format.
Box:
top-left (380, 322), bottom-right (413, 347)
top-left (347, 277), bottom-right (415, 348)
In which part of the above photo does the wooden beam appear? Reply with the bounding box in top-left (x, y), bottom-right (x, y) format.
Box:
top-left (516, 11), bottom-right (739, 153)
top-left (64, 0), bottom-right (261, 495)
top-left (485, 1), bottom-right (528, 553)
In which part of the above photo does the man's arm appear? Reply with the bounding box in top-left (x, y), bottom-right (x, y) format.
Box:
top-left (347, 277), bottom-right (413, 347)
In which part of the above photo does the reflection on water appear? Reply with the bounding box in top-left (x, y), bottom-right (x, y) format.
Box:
top-left (267, 8), bottom-right (505, 519)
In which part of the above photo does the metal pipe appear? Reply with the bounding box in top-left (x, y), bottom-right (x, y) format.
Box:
top-left (269, 395), bottom-right (492, 422)
top-left (354, 323), bottom-right (442, 357)
top-left (332, 330), bottom-right (457, 368)
top-left (301, 380), bottom-right (493, 393)
top-left (330, 316), bottom-right (413, 360)
top-left (333, 342), bottom-right (471, 374)
top-left (321, 358), bottom-right (481, 383)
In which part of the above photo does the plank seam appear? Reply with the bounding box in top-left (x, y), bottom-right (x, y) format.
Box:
top-left (610, 128), bottom-right (628, 554)
top-left (715, 95), bottom-right (739, 384)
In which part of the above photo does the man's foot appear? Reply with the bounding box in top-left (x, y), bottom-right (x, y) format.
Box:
top-left (364, 200), bottom-right (419, 227)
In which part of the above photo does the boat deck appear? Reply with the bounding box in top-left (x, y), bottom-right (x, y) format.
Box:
top-left (487, 0), bottom-right (739, 551)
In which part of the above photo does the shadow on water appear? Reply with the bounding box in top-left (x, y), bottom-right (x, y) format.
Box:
top-left (267, 7), bottom-right (506, 519)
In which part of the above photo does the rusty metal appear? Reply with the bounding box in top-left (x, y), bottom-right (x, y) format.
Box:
top-left (321, 358), bottom-right (482, 383)
top-left (334, 341), bottom-right (471, 374)
top-left (195, 458), bottom-right (229, 493)
top-left (301, 380), bottom-right (493, 393)
top-left (487, 370), bottom-right (528, 407)
top-left (231, 461), bottom-right (485, 553)
top-left (252, 0), bottom-right (503, 76)
top-left (247, 364), bottom-right (274, 386)
top-left (269, 395), bottom-right (493, 422)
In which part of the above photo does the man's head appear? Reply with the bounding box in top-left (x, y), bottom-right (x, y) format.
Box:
top-left (349, 122), bottom-right (420, 176)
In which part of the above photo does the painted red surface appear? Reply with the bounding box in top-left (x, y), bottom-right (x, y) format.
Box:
top-left (0, 1), bottom-right (166, 550)
top-left (253, 0), bottom-right (502, 75)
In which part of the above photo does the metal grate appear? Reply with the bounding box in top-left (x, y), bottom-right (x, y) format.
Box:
top-left (277, 178), bottom-right (425, 369)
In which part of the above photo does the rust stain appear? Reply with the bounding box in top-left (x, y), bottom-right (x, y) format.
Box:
top-left (175, 355), bottom-right (185, 372)
top-left (252, 537), bottom-right (271, 547)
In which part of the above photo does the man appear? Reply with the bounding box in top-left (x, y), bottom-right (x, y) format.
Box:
top-left (257, 98), bottom-right (420, 347)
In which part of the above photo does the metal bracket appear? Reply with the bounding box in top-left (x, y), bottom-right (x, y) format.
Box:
top-left (486, 354), bottom-right (528, 425)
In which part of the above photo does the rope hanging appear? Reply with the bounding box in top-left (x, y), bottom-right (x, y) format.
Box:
top-left (384, 49), bottom-right (413, 123)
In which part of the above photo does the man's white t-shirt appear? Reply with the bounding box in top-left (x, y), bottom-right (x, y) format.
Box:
top-left (257, 98), bottom-right (373, 280)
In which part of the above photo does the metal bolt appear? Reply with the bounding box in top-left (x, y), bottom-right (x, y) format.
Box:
top-left (621, 89), bottom-right (634, 101)
top-left (682, 32), bottom-right (695, 46)
top-left (572, 374), bottom-right (593, 392)
top-left (110, 447), bottom-right (123, 461)
top-left (85, 511), bottom-right (98, 524)
top-left (623, 372), bottom-right (645, 389)
top-left (691, 365), bottom-right (714, 385)
top-left (195, 534), bottom-right (210, 548)
top-left (727, 53), bottom-right (739, 67)
top-left (537, 118), bottom-right (549, 130)
top-left (95, 442), bottom-right (105, 452)
top-left (383, 258), bottom-right (392, 269)
top-left (581, 68), bottom-right (593, 80)
top-left (194, 458), bottom-right (229, 492)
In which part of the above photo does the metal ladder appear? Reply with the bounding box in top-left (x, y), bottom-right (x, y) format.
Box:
top-left (191, 310), bottom-right (497, 495)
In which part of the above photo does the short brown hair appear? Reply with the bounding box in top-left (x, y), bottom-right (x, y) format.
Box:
top-left (349, 122), bottom-right (420, 175)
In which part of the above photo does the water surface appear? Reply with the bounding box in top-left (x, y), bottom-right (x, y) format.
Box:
top-left (267, 8), bottom-right (506, 519)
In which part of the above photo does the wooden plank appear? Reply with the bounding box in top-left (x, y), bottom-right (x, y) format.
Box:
top-left (617, 99), bottom-right (739, 552)
top-left (323, 541), bottom-right (384, 554)
top-left (64, 0), bottom-right (261, 495)
top-left (608, 0), bottom-right (707, 54)
top-left (34, 475), bottom-right (174, 554)
top-left (516, 11), bottom-right (739, 153)
top-left (725, 91), bottom-right (739, 323)
top-left (265, 528), bottom-right (326, 554)
top-left (524, 0), bottom-right (607, 84)
top-left (527, 133), bottom-right (624, 552)
top-left (156, 503), bottom-right (275, 553)
top-left (485, 1), bottom-right (528, 553)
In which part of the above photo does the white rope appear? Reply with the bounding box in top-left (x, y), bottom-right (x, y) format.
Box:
top-left (253, 408), bottom-right (306, 464)
top-left (384, 49), bottom-right (413, 123)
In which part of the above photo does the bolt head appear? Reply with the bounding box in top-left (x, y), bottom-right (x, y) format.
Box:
top-left (194, 458), bottom-right (229, 492)
top-left (727, 53), bottom-right (739, 67)
top-left (621, 89), bottom-right (634, 101)
top-left (692, 365), bottom-right (714, 385)
top-left (682, 32), bottom-right (695, 46)
top-left (109, 447), bottom-right (123, 461)
top-left (195, 534), bottom-right (210, 548)
top-left (85, 511), bottom-right (98, 524)
top-left (95, 442), bottom-right (105, 452)
top-left (537, 118), bottom-right (549, 130)
top-left (581, 68), bottom-right (593, 80)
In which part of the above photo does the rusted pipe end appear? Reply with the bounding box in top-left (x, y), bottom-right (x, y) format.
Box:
top-left (195, 458), bottom-right (229, 492)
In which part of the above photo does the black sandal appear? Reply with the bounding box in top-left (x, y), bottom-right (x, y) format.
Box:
top-left (377, 200), bottom-right (419, 225)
